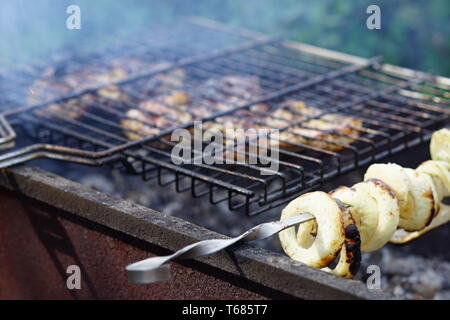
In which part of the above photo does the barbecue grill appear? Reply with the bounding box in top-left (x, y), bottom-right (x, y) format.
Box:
top-left (1, 17), bottom-right (449, 299)
top-left (2, 18), bottom-right (449, 215)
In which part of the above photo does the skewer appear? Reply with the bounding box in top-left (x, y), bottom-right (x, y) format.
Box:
top-left (126, 213), bottom-right (314, 284)
top-left (127, 129), bottom-right (450, 282)
top-left (126, 199), bottom-right (450, 284)
top-left (126, 178), bottom-right (450, 284)
top-left (126, 169), bottom-right (450, 284)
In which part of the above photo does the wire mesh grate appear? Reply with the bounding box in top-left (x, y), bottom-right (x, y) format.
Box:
top-left (0, 19), bottom-right (449, 215)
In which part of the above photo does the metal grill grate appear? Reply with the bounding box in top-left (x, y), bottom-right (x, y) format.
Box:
top-left (0, 18), bottom-right (449, 215)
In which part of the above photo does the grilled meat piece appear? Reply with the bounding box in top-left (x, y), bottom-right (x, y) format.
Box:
top-left (121, 109), bottom-right (163, 141)
top-left (28, 60), bottom-right (171, 121)
top-left (164, 91), bottom-right (190, 106)
top-left (29, 65), bottom-right (131, 120)
top-left (120, 76), bottom-right (361, 155)
top-left (265, 100), bottom-right (362, 151)
top-left (33, 85), bottom-right (131, 120)
top-left (289, 115), bottom-right (362, 151)
top-left (202, 100), bottom-right (363, 155)
top-left (28, 68), bottom-right (129, 106)
top-left (122, 94), bottom-right (193, 141)
top-left (121, 75), bottom-right (262, 141)
top-left (199, 75), bottom-right (261, 111)
top-left (140, 100), bottom-right (192, 123)
top-left (150, 68), bottom-right (187, 93)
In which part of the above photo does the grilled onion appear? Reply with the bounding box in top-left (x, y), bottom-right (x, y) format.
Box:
top-left (400, 168), bottom-right (437, 231)
top-left (417, 160), bottom-right (450, 198)
top-left (279, 192), bottom-right (361, 278)
top-left (332, 179), bottom-right (399, 251)
top-left (279, 192), bottom-right (349, 268)
top-left (326, 199), bottom-right (361, 278)
top-left (329, 185), bottom-right (378, 251)
top-left (364, 163), bottom-right (414, 227)
top-left (279, 128), bottom-right (450, 277)
top-left (430, 128), bottom-right (450, 163)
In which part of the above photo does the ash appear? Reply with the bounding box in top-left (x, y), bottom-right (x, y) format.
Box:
top-left (361, 246), bottom-right (450, 300)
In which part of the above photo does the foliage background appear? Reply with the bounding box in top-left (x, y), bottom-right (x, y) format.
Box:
top-left (1, 0), bottom-right (449, 76)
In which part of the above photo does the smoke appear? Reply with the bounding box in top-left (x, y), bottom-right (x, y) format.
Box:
top-left (0, 0), bottom-right (175, 66)
top-left (0, 0), bottom-right (65, 65)
top-left (0, 0), bottom-right (321, 66)
top-left (0, 0), bottom-right (449, 75)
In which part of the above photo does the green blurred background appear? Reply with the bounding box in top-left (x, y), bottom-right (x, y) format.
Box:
top-left (1, 0), bottom-right (449, 76)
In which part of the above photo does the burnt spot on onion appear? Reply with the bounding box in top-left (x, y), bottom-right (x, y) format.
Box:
top-left (345, 224), bottom-right (359, 239)
top-left (426, 201), bottom-right (436, 227)
top-left (423, 189), bottom-right (433, 200)
top-left (344, 224), bottom-right (361, 276)
top-left (329, 186), bottom-right (347, 196)
top-left (349, 252), bottom-right (361, 276)
top-left (366, 178), bottom-right (397, 199)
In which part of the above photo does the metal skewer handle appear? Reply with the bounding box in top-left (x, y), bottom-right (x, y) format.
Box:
top-left (126, 213), bottom-right (314, 284)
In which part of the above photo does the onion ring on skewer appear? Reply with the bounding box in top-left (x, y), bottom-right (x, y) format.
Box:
top-left (329, 185), bottom-right (378, 251)
top-left (401, 169), bottom-right (437, 231)
top-left (330, 179), bottom-right (399, 251)
top-left (390, 205), bottom-right (450, 244)
top-left (325, 199), bottom-right (361, 278)
top-left (391, 160), bottom-right (450, 243)
top-left (339, 179), bottom-right (399, 251)
top-left (430, 128), bottom-right (450, 163)
top-left (279, 192), bottom-right (361, 277)
top-left (364, 163), bottom-right (414, 228)
top-left (417, 160), bottom-right (450, 198)
top-left (279, 129), bottom-right (450, 277)
top-left (279, 192), bottom-right (346, 268)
